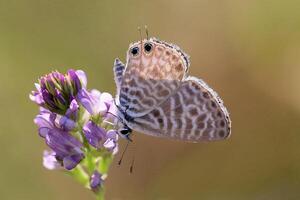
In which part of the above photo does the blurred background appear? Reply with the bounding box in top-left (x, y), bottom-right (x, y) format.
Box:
top-left (1, 0), bottom-right (300, 199)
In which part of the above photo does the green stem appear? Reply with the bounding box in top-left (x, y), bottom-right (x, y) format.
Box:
top-left (96, 188), bottom-right (105, 200)
top-left (98, 153), bottom-right (113, 174)
top-left (67, 164), bottom-right (89, 187)
top-left (94, 153), bottom-right (113, 200)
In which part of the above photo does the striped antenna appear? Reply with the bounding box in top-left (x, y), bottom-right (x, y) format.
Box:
top-left (145, 25), bottom-right (149, 40)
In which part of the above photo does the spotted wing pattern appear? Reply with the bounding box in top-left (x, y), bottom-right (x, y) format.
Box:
top-left (117, 38), bottom-right (190, 117)
top-left (115, 37), bottom-right (231, 142)
top-left (127, 76), bottom-right (231, 142)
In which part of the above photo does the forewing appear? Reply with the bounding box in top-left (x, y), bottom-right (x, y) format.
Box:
top-left (113, 58), bottom-right (125, 93)
top-left (127, 76), bottom-right (231, 142)
top-left (118, 38), bottom-right (189, 117)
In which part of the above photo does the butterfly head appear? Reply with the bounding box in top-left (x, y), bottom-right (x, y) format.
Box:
top-left (117, 124), bottom-right (133, 142)
top-left (126, 37), bottom-right (190, 71)
top-left (127, 38), bottom-right (156, 59)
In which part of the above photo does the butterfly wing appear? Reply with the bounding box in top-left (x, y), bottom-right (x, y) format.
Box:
top-left (127, 76), bottom-right (231, 142)
top-left (113, 58), bottom-right (125, 89)
top-left (117, 38), bottom-right (190, 118)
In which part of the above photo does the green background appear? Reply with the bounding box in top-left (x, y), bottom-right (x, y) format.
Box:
top-left (1, 0), bottom-right (300, 199)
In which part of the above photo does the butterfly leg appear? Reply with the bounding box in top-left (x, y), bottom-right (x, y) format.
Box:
top-left (113, 58), bottom-right (125, 89)
top-left (125, 134), bottom-right (133, 142)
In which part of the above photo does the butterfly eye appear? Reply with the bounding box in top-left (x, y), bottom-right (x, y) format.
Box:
top-left (144, 43), bottom-right (153, 53)
top-left (120, 129), bottom-right (129, 135)
top-left (130, 47), bottom-right (139, 56)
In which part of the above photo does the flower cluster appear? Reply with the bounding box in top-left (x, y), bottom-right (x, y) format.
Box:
top-left (30, 70), bottom-right (118, 197)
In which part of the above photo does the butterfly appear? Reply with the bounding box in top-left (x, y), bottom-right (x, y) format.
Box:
top-left (113, 37), bottom-right (231, 142)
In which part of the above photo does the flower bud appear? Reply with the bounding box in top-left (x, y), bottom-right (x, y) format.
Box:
top-left (90, 170), bottom-right (103, 193)
top-left (30, 70), bottom-right (86, 115)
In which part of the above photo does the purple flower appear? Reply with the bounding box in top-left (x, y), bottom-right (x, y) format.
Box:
top-left (30, 70), bottom-right (87, 115)
top-left (83, 121), bottom-right (118, 153)
top-left (65, 99), bottom-right (79, 119)
top-left (34, 108), bottom-right (76, 136)
top-left (45, 129), bottom-right (84, 170)
top-left (34, 110), bottom-right (84, 170)
top-left (104, 103), bottom-right (118, 124)
top-left (90, 170), bottom-right (103, 193)
top-left (43, 150), bottom-right (61, 170)
top-left (104, 130), bottom-right (118, 155)
top-left (77, 89), bottom-right (114, 116)
top-left (31, 69), bottom-right (119, 178)
top-left (59, 99), bottom-right (79, 130)
top-left (100, 92), bottom-right (114, 114)
top-left (34, 109), bottom-right (56, 138)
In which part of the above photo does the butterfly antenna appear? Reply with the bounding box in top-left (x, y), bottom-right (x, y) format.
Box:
top-left (138, 26), bottom-right (143, 43)
top-left (145, 25), bottom-right (149, 40)
top-left (118, 140), bottom-right (130, 165)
